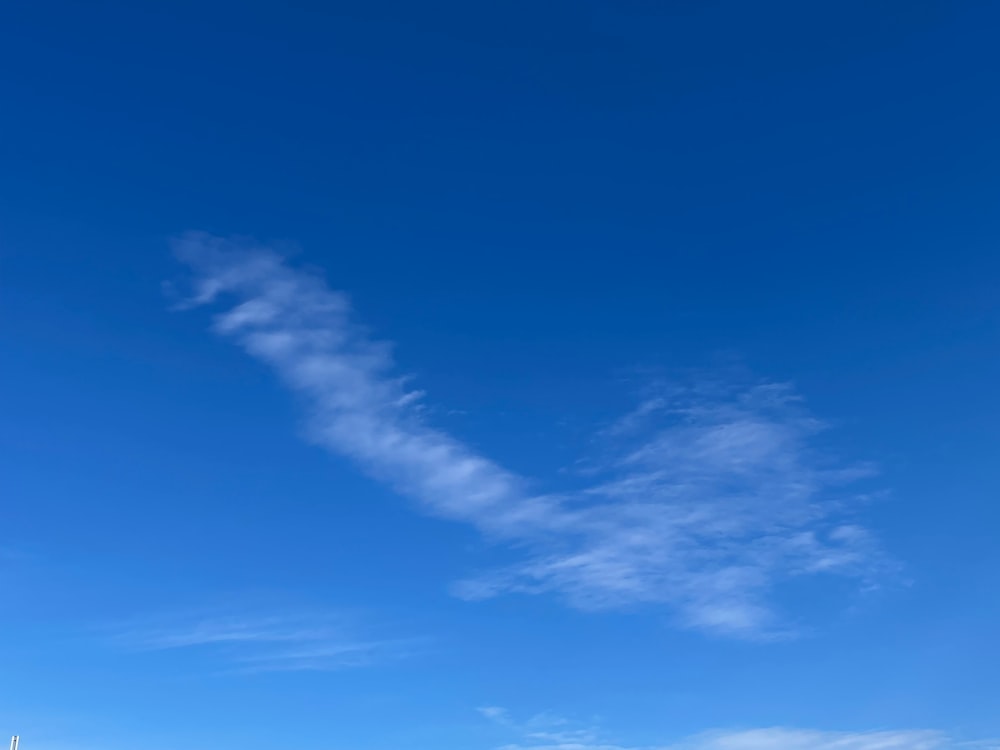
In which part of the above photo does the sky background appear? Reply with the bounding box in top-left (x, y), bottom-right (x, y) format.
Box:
top-left (1, 1), bottom-right (999, 749)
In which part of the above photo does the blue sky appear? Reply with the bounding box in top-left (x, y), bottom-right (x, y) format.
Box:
top-left (1, 1), bottom-right (999, 749)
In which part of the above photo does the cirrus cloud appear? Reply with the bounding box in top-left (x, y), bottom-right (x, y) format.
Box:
top-left (173, 233), bottom-right (890, 638)
top-left (478, 709), bottom-right (985, 750)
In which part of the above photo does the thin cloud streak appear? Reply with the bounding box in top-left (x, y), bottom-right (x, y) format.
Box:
top-left (175, 233), bottom-right (889, 637)
top-left (112, 610), bottom-right (413, 673)
top-left (173, 233), bottom-right (529, 530)
top-left (496, 728), bottom-right (958, 750)
top-left (480, 711), bottom-right (977, 750)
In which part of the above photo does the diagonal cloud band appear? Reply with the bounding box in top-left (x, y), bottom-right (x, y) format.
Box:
top-left (174, 233), bottom-right (889, 637)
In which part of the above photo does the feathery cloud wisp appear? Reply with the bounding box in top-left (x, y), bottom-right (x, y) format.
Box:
top-left (112, 609), bottom-right (412, 672)
top-left (174, 233), bottom-right (888, 637)
top-left (480, 710), bottom-right (971, 750)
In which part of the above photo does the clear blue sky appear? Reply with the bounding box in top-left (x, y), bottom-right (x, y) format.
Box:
top-left (1, 1), bottom-right (999, 749)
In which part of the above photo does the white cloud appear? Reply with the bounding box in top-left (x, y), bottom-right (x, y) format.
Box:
top-left (111, 609), bottom-right (413, 672)
top-left (174, 233), bottom-right (890, 637)
top-left (494, 728), bottom-right (957, 750)
top-left (480, 711), bottom-right (983, 750)
top-left (672, 729), bottom-right (950, 750)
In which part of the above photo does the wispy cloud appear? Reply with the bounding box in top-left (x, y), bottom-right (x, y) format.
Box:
top-left (480, 707), bottom-right (614, 749)
top-left (456, 381), bottom-right (888, 636)
top-left (173, 233), bottom-right (890, 637)
top-left (479, 710), bottom-right (986, 750)
top-left (669, 730), bottom-right (959, 750)
top-left (111, 609), bottom-right (414, 672)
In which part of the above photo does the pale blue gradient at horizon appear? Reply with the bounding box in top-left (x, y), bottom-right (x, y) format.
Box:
top-left (1, 1), bottom-right (999, 749)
